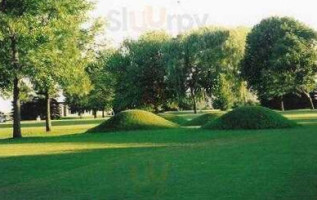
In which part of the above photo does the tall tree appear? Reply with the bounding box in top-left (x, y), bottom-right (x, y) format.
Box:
top-left (241, 17), bottom-right (317, 110)
top-left (0, 0), bottom-right (94, 137)
top-left (31, 16), bottom-right (102, 132)
top-left (111, 31), bottom-right (170, 112)
top-left (165, 27), bottom-right (249, 112)
top-left (85, 50), bottom-right (116, 118)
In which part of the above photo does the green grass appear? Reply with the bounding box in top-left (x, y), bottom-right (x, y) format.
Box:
top-left (204, 106), bottom-right (297, 130)
top-left (184, 112), bottom-right (224, 126)
top-left (159, 114), bottom-right (189, 125)
top-left (0, 118), bottom-right (107, 128)
top-left (0, 118), bottom-right (106, 139)
top-left (89, 110), bottom-right (178, 132)
top-left (1, 110), bottom-right (317, 199)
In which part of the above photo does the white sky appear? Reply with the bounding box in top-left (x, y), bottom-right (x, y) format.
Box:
top-left (1, 0), bottom-right (317, 113)
top-left (95, 0), bottom-right (317, 43)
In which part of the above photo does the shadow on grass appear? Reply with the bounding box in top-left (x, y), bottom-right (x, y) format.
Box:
top-left (0, 145), bottom-right (174, 199)
top-left (2, 127), bottom-right (317, 200)
top-left (0, 125), bottom-right (307, 149)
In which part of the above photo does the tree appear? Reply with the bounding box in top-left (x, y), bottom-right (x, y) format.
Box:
top-left (165, 27), bottom-right (249, 112)
top-left (241, 17), bottom-right (317, 110)
top-left (65, 94), bottom-right (90, 118)
top-left (85, 50), bottom-right (116, 118)
top-left (0, 0), bottom-right (57, 138)
top-left (163, 36), bottom-right (188, 109)
top-left (31, 16), bottom-right (101, 131)
top-left (111, 31), bottom-right (170, 112)
top-left (0, 0), bottom-right (95, 137)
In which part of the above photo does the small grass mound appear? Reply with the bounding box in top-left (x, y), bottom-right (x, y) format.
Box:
top-left (185, 113), bottom-right (223, 126)
top-left (203, 106), bottom-right (297, 130)
top-left (89, 110), bottom-right (178, 132)
top-left (159, 114), bottom-right (188, 125)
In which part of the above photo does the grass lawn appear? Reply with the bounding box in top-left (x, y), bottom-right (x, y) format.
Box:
top-left (1, 110), bottom-right (317, 199)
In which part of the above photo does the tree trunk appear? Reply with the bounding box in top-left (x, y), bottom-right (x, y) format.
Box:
top-left (63, 104), bottom-right (67, 117)
top-left (190, 88), bottom-right (197, 114)
top-left (11, 35), bottom-right (22, 138)
top-left (45, 92), bottom-right (52, 132)
top-left (303, 92), bottom-right (315, 110)
top-left (280, 97), bottom-right (285, 111)
top-left (102, 110), bottom-right (105, 118)
top-left (93, 110), bottom-right (97, 119)
top-left (13, 77), bottom-right (22, 138)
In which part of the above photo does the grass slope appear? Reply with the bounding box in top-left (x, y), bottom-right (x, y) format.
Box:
top-left (203, 106), bottom-right (297, 130)
top-left (185, 113), bottom-right (223, 126)
top-left (159, 114), bottom-right (188, 125)
top-left (89, 110), bottom-right (178, 132)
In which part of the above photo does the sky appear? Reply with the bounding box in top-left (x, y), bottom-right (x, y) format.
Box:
top-left (94, 0), bottom-right (317, 44)
top-left (1, 0), bottom-right (316, 113)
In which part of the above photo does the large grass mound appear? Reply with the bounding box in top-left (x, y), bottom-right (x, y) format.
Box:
top-left (159, 114), bottom-right (188, 125)
top-left (89, 110), bottom-right (178, 132)
top-left (185, 113), bottom-right (223, 126)
top-left (203, 106), bottom-right (297, 130)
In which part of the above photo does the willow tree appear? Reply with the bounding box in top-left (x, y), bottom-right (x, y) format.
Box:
top-left (0, 0), bottom-right (95, 137)
top-left (165, 27), bottom-right (249, 112)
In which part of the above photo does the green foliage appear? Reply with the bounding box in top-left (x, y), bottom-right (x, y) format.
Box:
top-left (85, 50), bottom-right (116, 112)
top-left (185, 112), bottom-right (223, 126)
top-left (21, 97), bottom-right (61, 120)
top-left (110, 31), bottom-right (171, 112)
top-left (165, 27), bottom-right (249, 112)
top-left (203, 106), bottom-right (297, 130)
top-left (0, 0), bottom-right (94, 93)
top-left (0, 0), bottom-right (97, 136)
top-left (89, 110), bottom-right (178, 132)
top-left (242, 17), bottom-right (317, 105)
top-left (159, 114), bottom-right (188, 125)
top-left (108, 27), bottom-right (250, 113)
top-left (65, 94), bottom-right (90, 116)
top-left (213, 74), bottom-right (235, 110)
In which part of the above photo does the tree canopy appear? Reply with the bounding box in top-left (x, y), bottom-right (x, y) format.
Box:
top-left (0, 0), bottom-right (98, 137)
top-left (241, 17), bottom-right (317, 110)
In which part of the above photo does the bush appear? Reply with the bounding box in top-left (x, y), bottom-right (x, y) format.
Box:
top-left (203, 106), bottom-right (297, 130)
top-left (185, 113), bottom-right (223, 126)
top-left (89, 109), bottom-right (178, 132)
top-left (159, 114), bottom-right (188, 125)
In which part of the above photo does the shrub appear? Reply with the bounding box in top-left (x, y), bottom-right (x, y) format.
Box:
top-left (89, 109), bottom-right (178, 132)
top-left (203, 106), bottom-right (297, 130)
top-left (185, 113), bottom-right (223, 126)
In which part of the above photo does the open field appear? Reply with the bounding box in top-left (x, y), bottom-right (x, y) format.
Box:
top-left (1, 110), bottom-right (317, 199)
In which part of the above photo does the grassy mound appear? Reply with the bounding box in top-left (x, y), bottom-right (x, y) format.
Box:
top-left (203, 106), bottom-right (297, 130)
top-left (159, 114), bottom-right (188, 125)
top-left (185, 113), bottom-right (223, 126)
top-left (89, 110), bottom-right (178, 132)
